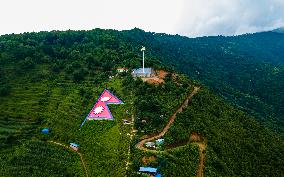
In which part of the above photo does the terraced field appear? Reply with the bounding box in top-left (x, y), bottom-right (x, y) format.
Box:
top-left (0, 70), bottom-right (134, 176)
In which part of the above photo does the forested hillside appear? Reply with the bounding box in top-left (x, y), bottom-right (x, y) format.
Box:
top-left (0, 29), bottom-right (283, 177)
top-left (122, 28), bottom-right (284, 135)
top-left (0, 30), bottom-right (194, 176)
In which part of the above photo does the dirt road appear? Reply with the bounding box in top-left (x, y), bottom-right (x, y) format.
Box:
top-left (135, 86), bottom-right (206, 177)
top-left (190, 133), bottom-right (207, 177)
top-left (136, 86), bottom-right (200, 151)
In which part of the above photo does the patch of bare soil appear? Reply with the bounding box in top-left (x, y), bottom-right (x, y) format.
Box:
top-left (157, 70), bottom-right (168, 79)
top-left (142, 77), bottom-right (164, 84)
top-left (190, 132), bottom-right (203, 142)
top-left (142, 156), bottom-right (157, 165)
top-left (141, 70), bottom-right (168, 85)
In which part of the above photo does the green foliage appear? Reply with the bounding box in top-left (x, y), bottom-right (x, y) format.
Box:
top-left (161, 145), bottom-right (199, 177)
top-left (0, 29), bottom-right (283, 177)
top-left (0, 140), bottom-right (84, 177)
top-left (0, 85), bottom-right (11, 96)
top-left (124, 74), bottom-right (192, 134)
top-left (164, 89), bottom-right (284, 177)
top-left (123, 29), bottom-right (284, 135)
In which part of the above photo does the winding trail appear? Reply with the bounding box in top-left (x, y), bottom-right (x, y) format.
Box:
top-left (135, 86), bottom-right (206, 177)
top-left (189, 133), bottom-right (207, 177)
top-left (196, 142), bottom-right (206, 177)
top-left (47, 141), bottom-right (89, 177)
top-left (125, 114), bottom-right (136, 173)
top-left (136, 86), bottom-right (200, 151)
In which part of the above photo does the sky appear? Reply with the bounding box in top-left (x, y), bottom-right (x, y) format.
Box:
top-left (1, 0), bottom-right (284, 37)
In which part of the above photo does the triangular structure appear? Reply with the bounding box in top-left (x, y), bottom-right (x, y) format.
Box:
top-left (88, 102), bottom-right (113, 120)
top-left (98, 89), bottom-right (123, 104)
top-left (80, 89), bottom-right (123, 127)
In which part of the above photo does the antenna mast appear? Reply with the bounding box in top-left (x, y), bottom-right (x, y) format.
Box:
top-left (141, 46), bottom-right (146, 73)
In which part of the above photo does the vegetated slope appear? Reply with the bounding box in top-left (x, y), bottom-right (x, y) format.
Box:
top-left (0, 65), bottom-right (134, 176)
top-left (136, 86), bottom-right (200, 151)
top-left (0, 29), bottom-right (283, 177)
top-left (1, 29), bottom-right (283, 136)
top-left (0, 30), bottom-right (147, 176)
top-left (0, 140), bottom-right (84, 176)
top-left (122, 29), bottom-right (284, 135)
top-left (164, 89), bottom-right (284, 177)
top-left (0, 30), bottom-right (193, 176)
top-left (127, 76), bottom-right (200, 177)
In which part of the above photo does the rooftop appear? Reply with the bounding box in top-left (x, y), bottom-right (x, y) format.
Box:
top-left (156, 173), bottom-right (162, 177)
top-left (132, 68), bottom-right (153, 74)
top-left (70, 143), bottom-right (79, 147)
top-left (139, 167), bottom-right (157, 173)
top-left (41, 128), bottom-right (49, 133)
top-left (156, 139), bottom-right (164, 142)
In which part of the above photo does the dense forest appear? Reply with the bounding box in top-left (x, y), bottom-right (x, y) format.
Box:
top-left (0, 28), bottom-right (283, 176)
top-left (164, 89), bottom-right (283, 176)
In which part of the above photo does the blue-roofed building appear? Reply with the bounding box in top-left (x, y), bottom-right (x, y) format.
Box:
top-left (139, 167), bottom-right (157, 174)
top-left (70, 143), bottom-right (79, 151)
top-left (41, 128), bottom-right (50, 134)
top-left (132, 68), bottom-right (154, 78)
top-left (155, 139), bottom-right (164, 145)
top-left (155, 173), bottom-right (162, 177)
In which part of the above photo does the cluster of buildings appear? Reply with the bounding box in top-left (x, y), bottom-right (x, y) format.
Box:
top-left (117, 46), bottom-right (155, 78)
top-left (138, 139), bottom-right (164, 176)
top-left (145, 139), bottom-right (165, 148)
top-left (117, 67), bottom-right (154, 78)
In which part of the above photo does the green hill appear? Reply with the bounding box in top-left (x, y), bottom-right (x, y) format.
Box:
top-left (0, 29), bottom-right (283, 177)
top-left (122, 28), bottom-right (284, 135)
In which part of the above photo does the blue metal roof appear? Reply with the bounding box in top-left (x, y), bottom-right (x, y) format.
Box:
top-left (155, 173), bottom-right (162, 177)
top-left (70, 143), bottom-right (79, 147)
top-left (139, 167), bottom-right (157, 173)
top-left (156, 139), bottom-right (164, 145)
top-left (132, 68), bottom-right (153, 74)
top-left (41, 128), bottom-right (49, 133)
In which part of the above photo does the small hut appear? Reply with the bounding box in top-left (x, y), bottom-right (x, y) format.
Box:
top-left (123, 119), bottom-right (131, 125)
top-left (139, 167), bottom-right (158, 176)
top-left (156, 139), bottom-right (164, 146)
top-left (41, 128), bottom-right (50, 134)
top-left (155, 173), bottom-right (162, 177)
top-left (117, 68), bottom-right (128, 73)
top-left (70, 143), bottom-right (79, 151)
top-left (145, 142), bottom-right (155, 148)
top-left (139, 167), bottom-right (157, 173)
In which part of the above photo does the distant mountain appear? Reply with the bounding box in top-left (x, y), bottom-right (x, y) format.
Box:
top-left (272, 27), bottom-right (284, 33)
